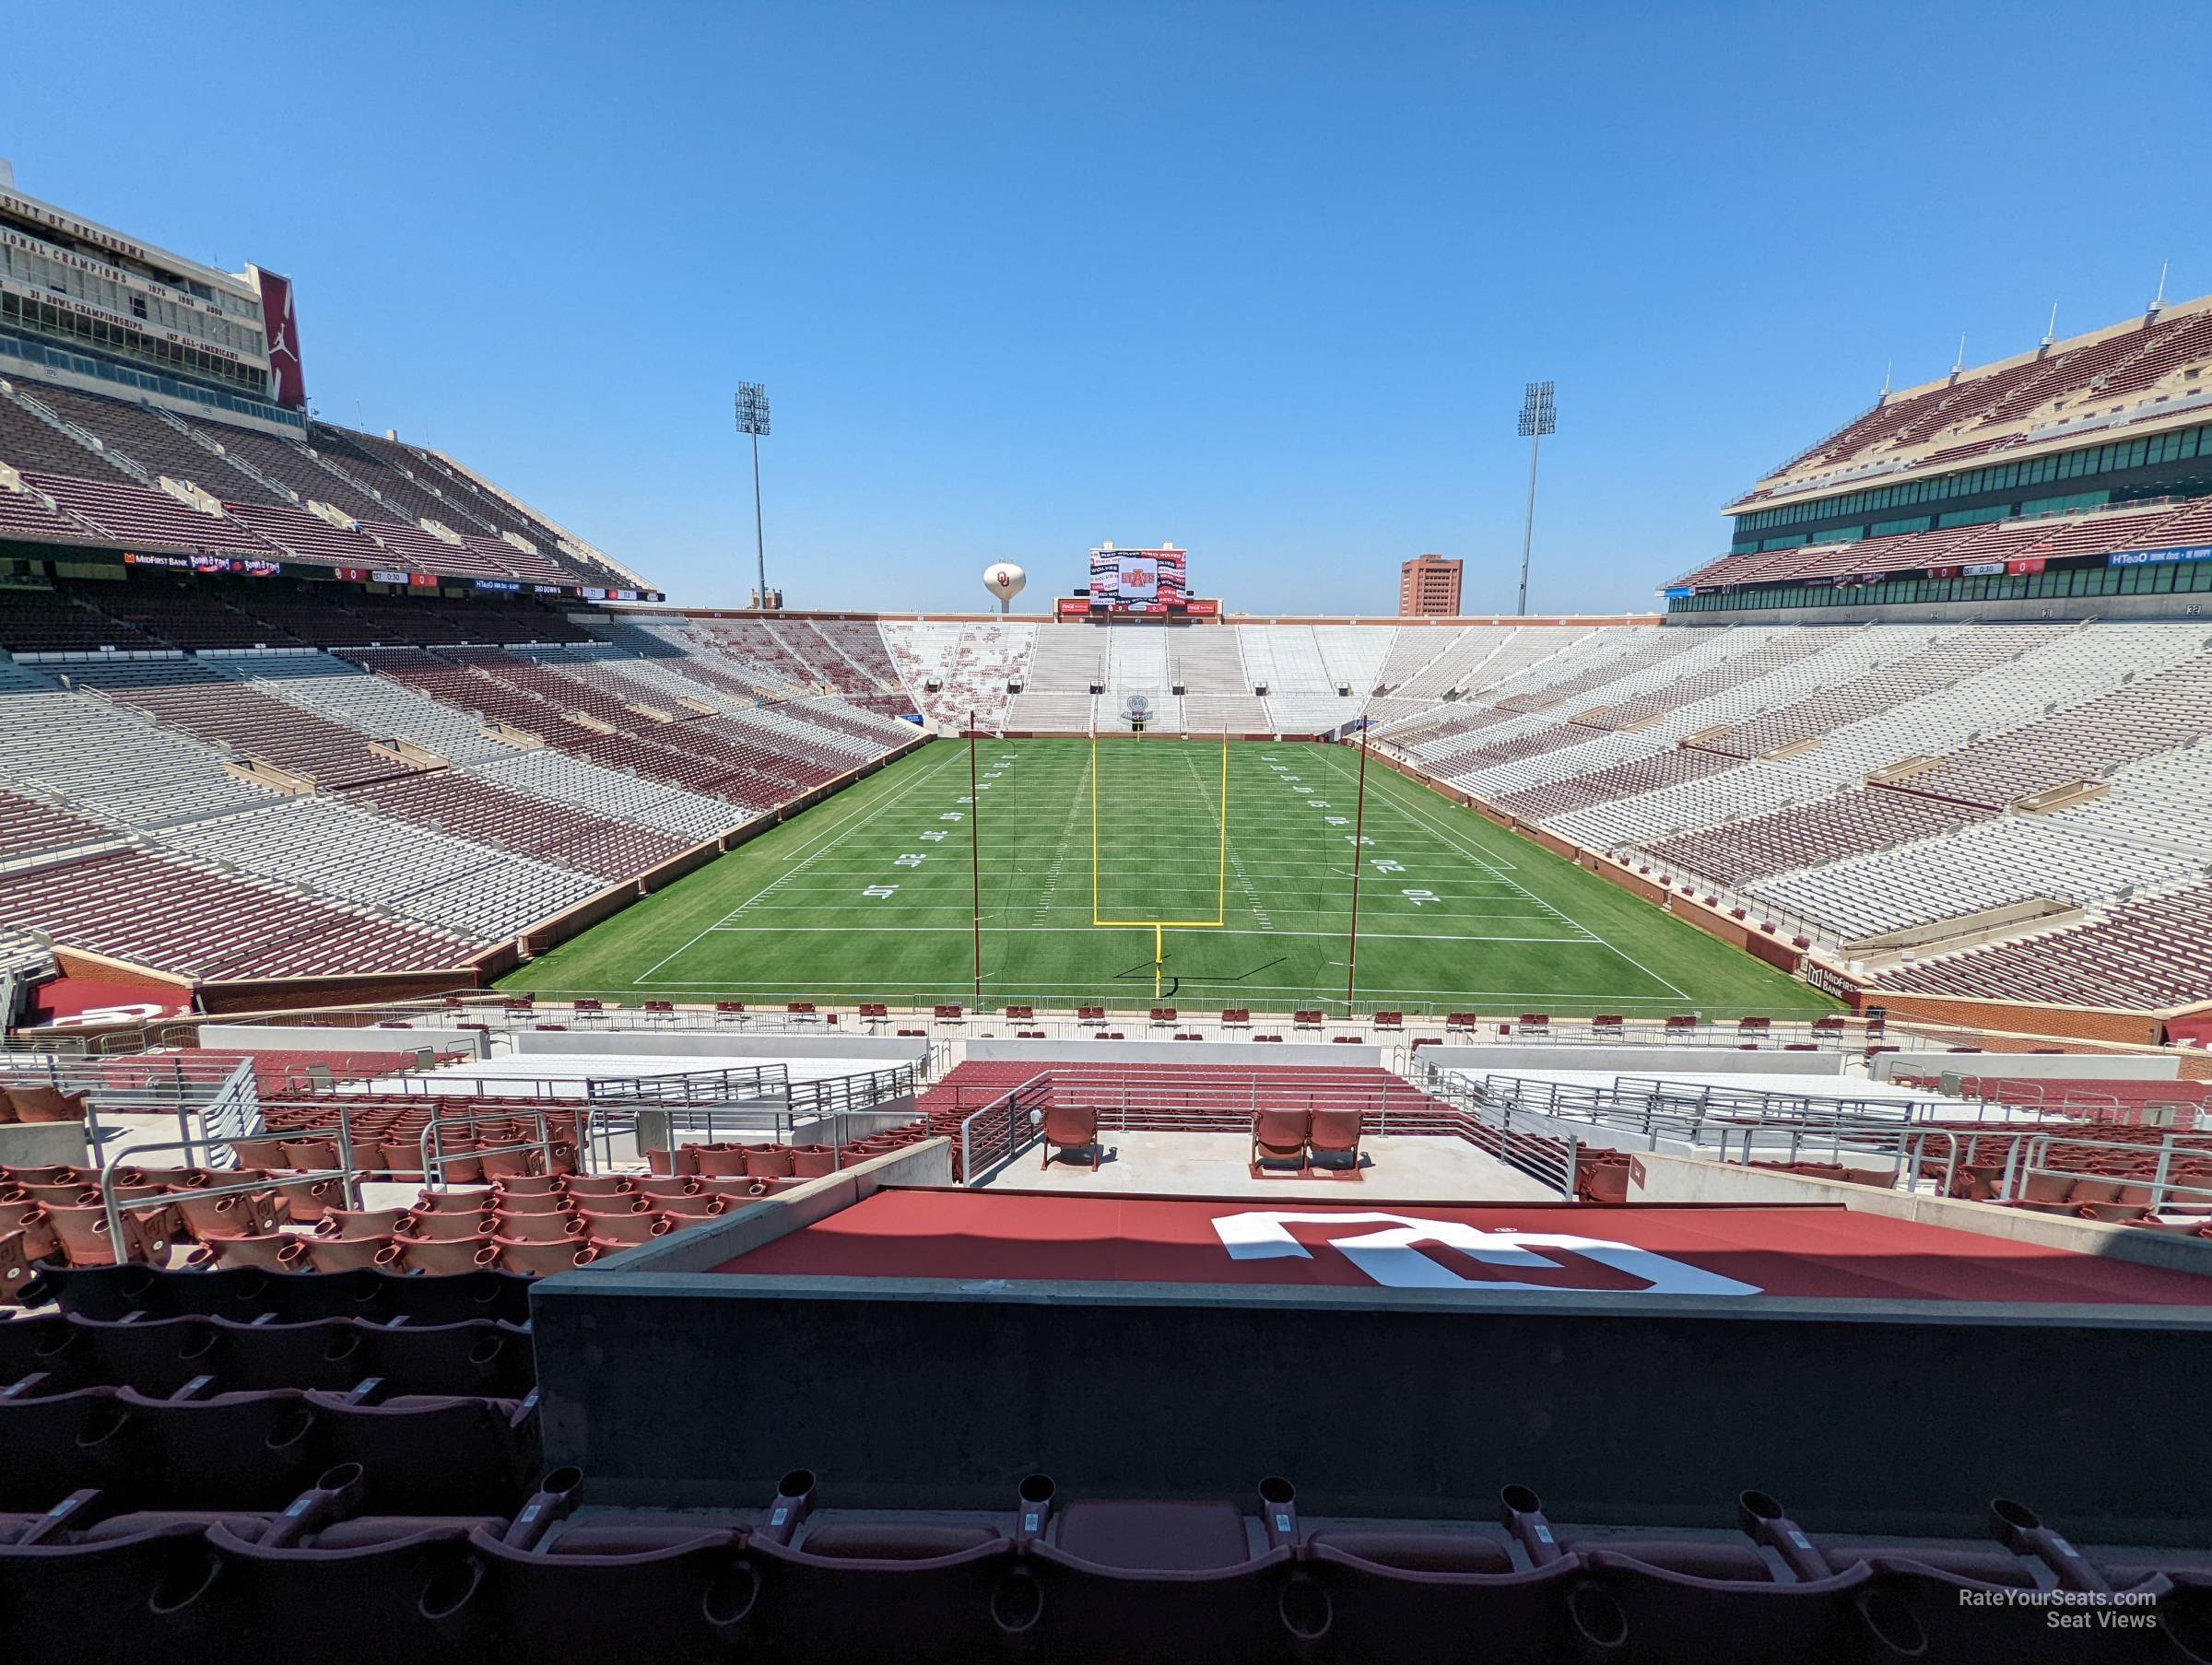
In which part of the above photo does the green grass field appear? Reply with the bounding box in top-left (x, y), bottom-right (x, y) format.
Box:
top-left (500, 738), bottom-right (1840, 1017)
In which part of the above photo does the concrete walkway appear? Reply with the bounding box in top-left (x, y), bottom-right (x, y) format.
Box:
top-left (982, 1129), bottom-right (1560, 1201)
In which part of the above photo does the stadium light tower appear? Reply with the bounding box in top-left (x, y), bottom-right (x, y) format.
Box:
top-left (735, 381), bottom-right (771, 609)
top-left (1515, 380), bottom-right (1556, 616)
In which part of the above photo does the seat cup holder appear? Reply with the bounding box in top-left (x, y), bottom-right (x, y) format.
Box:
top-left (1566, 1578), bottom-right (1630, 1651)
top-left (1015, 1472), bottom-right (1055, 1543)
top-left (1499, 1483), bottom-right (1560, 1567)
top-left (989, 1567), bottom-right (1045, 1636)
top-left (1277, 1569), bottom-right (1332, 1642)
top-left (1258, 1476), bottom-right (1299, 1552)
top-left (764, 1469), bottom-right (815, 1545)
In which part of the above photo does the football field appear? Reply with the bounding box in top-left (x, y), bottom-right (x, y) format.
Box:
top-left (502, 738), bottom-right (1838, 1016)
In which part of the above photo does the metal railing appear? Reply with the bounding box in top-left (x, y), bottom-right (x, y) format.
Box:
top-left (97, 1131), bottom-right (359, 1256)
top-left (940, 1063), bottom-right (1575, 1190)
top-left (958, 1073), bottom-right (1053, 1183)
top-left (1988, 1131), bottom-right (2212, 1215)
top-left (582, 1062), bottom-right (791, 1105)
top-left (1422, 1061), bottom-right (1968, 1197)
top-left (1036, 1066), bottom-right (1427, 1136)
top-left (1606, 1073), bottom-right (1993, 1127)
top-left (199, 1056), bottom-right (263, 1163)
top-left (791, 1063), bottom-right (919, 1121)
top-left (2, 1049), bottom-right (269, 1164)
top-left (1413, 1065), bottom-right (1580, 1196)
top-left (417, 1106), bottom-right (561, 1192)
top-left (0, 1049), bottom-right (256, 1111)
top-left (567, 1061), bottom-right (918, 1169)
top-left (1908, 1072), bottom-right (2206, 1131)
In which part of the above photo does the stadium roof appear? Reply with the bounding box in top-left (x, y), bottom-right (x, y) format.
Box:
top-left (1730, 292), bottom-right (2212, 515)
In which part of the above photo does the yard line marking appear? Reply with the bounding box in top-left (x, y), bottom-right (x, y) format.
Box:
top-left (592, 737), bottom-right (1771, 1010)
top-left (690, 924), bottom-right (1595, 943)
top-left (1320, 746), bottom-right (1690, 1001)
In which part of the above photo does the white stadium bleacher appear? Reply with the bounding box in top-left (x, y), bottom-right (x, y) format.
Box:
top-left (1312, 625), bottom-right (1395, 694)
top-left (239, 649), bottom-right (521, 768)
top-left (471, 747), bottom-right (746, 844)
top-left (1238, 625), bottom-right (1335, 695)
top-left (0, 585), bottom-right (921, 988)
top-left (6, 561), bottom-right (2212, 1013)
top-left (1163, 626), bottom-right (1246, 694)
top-left (877, 619), bottom-right (1035, 730)
top-left (1743, 816), bottom-right (2200, 947)
top-left (1105, 628), bottom-right (1169, 698)
top-left (157, 797), bottom-right (609, 939)
top-left (1022, 623), bottom-right (1108, 691)
top-left (1004, 692), bottom-right (1096, 732)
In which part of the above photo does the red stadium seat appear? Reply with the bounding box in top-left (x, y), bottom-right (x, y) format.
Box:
top-left (1041, 1106), bottom-right (1101, 1171)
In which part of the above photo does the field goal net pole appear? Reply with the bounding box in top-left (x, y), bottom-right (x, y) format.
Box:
top-left (1346, 719), bottom-right (1371, 1013)
top-left (1091, 730), bottom-right (1230, 1001)
top-left (969, 710), bottom-right (982, 1011)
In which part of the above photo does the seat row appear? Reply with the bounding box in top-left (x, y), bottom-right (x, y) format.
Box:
top-left (0, 1470), bottom-right (2196, 1664)
top-left (0, 1085), bottom-right (88, 1124)
top-left (0, 1385), bottom-right (538, 1520)
top-left (2, 1167), bottom-right (780, 1278)
top-left (0, 1310), bottom-right (535, 1400)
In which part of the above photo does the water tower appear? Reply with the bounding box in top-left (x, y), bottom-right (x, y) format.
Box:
top-left (982, 561), bottom-right (1027, 615)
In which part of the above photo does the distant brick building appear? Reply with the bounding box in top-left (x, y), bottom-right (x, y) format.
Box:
top-left (1397, 553), bottom-right (1463, 616)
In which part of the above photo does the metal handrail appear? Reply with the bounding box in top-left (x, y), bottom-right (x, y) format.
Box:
top-left (959, 1073), bottom-right (1053, 1184)
top-left (1997, 1130), bottom-right (2212, 1214)
top-left (99, 1147), bottom-right (355, 1252)
top-left (582, 1061), bottom-right (790, 1105)
top-left (790, 1063), bottom-right (919, 1120)
top-left (1413, 1065), bottom-right (1580, 1196)
top-left (417, 1106), bottom-right (560, 1192)
top-left (1421, 1061), bottom-right (1965, 1195)
top-left (97, 1112), bottom-right (370, 1251)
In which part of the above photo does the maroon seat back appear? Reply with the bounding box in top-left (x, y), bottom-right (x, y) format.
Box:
top-left (6, 1085), bottom-right (88, 1124)
top-left (1042, 1105), bottom-right (1098, 1145)
top-left (1252, 1109), bottom-right (1311, 1159)
top-left (1308, 1109), bottom-right (1362, 1155)
top-left (313, 1206), bottom-right (410, 1242)
top-left (177, 1190), bottom-right (281, 1240)
top-left (47, 1203), bottom-right (168, 1267)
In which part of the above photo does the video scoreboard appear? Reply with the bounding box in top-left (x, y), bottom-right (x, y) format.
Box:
top-left (1060, 544), bottom-right (1215, 618)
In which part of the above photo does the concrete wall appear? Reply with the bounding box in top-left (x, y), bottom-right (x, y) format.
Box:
top-left (1871, 1049), bottom-right (2181, 1084)
top-left (195, 1023), bottom-right (489, 1059)
top-left (531, 1249), bottom-right (2212, 1541)
top-left (0, 1120), bottom-right (88, 1167)
top-left (1625, 1150), bottom-right (2212, 1279)
top-left (1437, 1045), bottom-right (1847, 1077)
top-left (967, 1038), bottom-right (1380, 1069)
top-left (509, 1029), bottom-right (930, 1067)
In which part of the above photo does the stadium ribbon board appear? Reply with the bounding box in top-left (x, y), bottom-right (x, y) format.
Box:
top-left (500, 739), bottom-right (1841, 1016)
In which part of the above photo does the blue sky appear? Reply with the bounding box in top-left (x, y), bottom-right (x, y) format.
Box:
top-left (7, 3), bottom-right (2203, 615)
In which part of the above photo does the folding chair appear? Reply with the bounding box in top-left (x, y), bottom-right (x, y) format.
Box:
top-left (1249, 1109), bottom-right (1312, 1178)
top-left (1306, 1109), bottom-right (1365, 1179)
top-left (1040, 1104), bottom-right (1101, 1171)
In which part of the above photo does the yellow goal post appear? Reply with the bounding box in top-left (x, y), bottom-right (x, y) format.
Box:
top-left (1089, 731), bottom-right (1230, 996)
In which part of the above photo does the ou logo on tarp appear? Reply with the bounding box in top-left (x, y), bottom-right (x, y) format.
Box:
top-left (1209, 1212), bottom-right (1760, 1297)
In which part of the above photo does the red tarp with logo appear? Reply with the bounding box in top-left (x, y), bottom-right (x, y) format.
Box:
top-left (718, 1190), bottom-right (2212, 1307)
top-left (28, 974), bottom-right (192, 1028)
